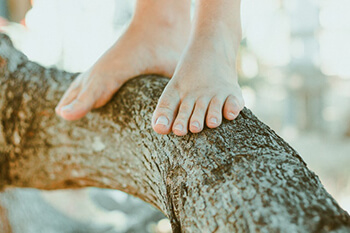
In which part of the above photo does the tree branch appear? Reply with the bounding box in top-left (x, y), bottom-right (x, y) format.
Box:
top-left (0, 33), bottom-right (349, 232)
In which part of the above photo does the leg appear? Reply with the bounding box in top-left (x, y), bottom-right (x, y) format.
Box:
top-left (56, 0), bottom-right (191, 121)
top-left (7, 0), bottom-right (31, 22)
top-left (153, 0), bottom-right (244, 136)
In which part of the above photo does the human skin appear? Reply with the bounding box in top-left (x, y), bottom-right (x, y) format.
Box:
top-left (55, 0), bottom-right (244, 136)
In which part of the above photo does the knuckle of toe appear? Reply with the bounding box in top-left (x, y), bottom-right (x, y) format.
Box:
top-left (77, 90), bottom-right (91, 100)
top-left (155, 106), bottom-right (173, 116)
top-left (180, 103), bottom-right (193, 113)
top-left (158, 98), bottom-right (171, 108)
top-left (195, 105), bottom-right (207, 113)
top-left (228, 94), bottom-right (238, 102)
top-left (195, 101), bottom-right (209, 111)
top-left (209, 109), bottom-right (221, 116)
top-left (157, 100), bottom-right (172, 109)
top-left (228, 96), bottom-right (241, 107)
top-left (211, 96), bottom-right (223, 105)
top-left (176, 113), bottom-right (188, 121)
top-left (197, 95), bottom-right (210, 104)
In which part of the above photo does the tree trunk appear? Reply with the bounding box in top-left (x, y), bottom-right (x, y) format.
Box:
top-left (0, 33), bottom-right (349, 233)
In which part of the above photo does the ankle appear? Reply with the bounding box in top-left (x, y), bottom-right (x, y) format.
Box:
top-left (131, 0), bottom-right (191, 30)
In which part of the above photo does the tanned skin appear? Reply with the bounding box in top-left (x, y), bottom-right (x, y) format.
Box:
top-left (55, 0), bottom-right (244, 136)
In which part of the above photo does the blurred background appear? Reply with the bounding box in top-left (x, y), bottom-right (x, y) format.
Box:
top-left (0, 0), bottom-right (349, 232)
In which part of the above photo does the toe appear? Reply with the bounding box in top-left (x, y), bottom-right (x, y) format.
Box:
top-left (152, 89), bottom-right (180, 135)
top-left (55, 81), bottom-right (81, 115)
top-left (206, 95), bottom-right (225, 129)
top-left (93, 83), bottom-right (121, 109)
top-left (172, 97), bottom-right (195, 136)
top-left (189, 96), bottom-right (211, 133)
top-left (223, 95), bottom-right (244, 120)
top-left (59, 88), bottom-right (98, 121)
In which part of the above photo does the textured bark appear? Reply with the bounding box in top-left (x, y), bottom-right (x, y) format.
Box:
top-left (0, 33), bottom-right (349, 233)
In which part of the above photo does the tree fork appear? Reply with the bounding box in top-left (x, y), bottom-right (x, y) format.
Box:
top-left (0, 33), bottom-right (349, 232)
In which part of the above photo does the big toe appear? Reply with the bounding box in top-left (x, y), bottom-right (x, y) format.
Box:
top-left (152, 90), bottom-right (180, 135)
top-left (59, 100), bottom-right (92, 121)
top-left (59, 90), bottom-right (98, 121)
top-left (55, 84), bottom-right (81, 116)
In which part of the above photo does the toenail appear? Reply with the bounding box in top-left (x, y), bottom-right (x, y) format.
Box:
top-left (192, 121), bottom-right (200, 129)
top-left (174, 124), bottom-right (183, 131)
top-left (229, 112), bottom-right (235, 118)
top-left (210, 117), bottom-right (218, 124)
top-left (61, 105), bottom-right (73, 112)
top-left (156, 116), bottom-right (169, 126)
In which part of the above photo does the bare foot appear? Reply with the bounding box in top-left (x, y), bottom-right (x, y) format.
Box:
top-left (152, 33), bottom-right (244, 136)
top-left (55, 1), bottom-right (190, 120)
top-left (152, 0), bottom-right (244, 136)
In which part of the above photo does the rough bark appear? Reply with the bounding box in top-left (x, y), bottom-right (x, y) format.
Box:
top-left (0, 33), bottom-right (349, 233)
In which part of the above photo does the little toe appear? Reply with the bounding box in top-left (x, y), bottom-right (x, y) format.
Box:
top-left (189, 97), bottom-right (211, 133)
top-left (223, 95), bottom-right (244, 120)
top-left (206, 95), bottom-right (224, 129)
top-left (172, 98), bottom-right (195, 136)
top-left (152, 90), bottom-right (180, 135)
top-left (59, 88), bottom-right (98, 121)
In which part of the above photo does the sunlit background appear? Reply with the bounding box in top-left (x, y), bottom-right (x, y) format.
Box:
top-left (1, 0), bottom-right (349, 232)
